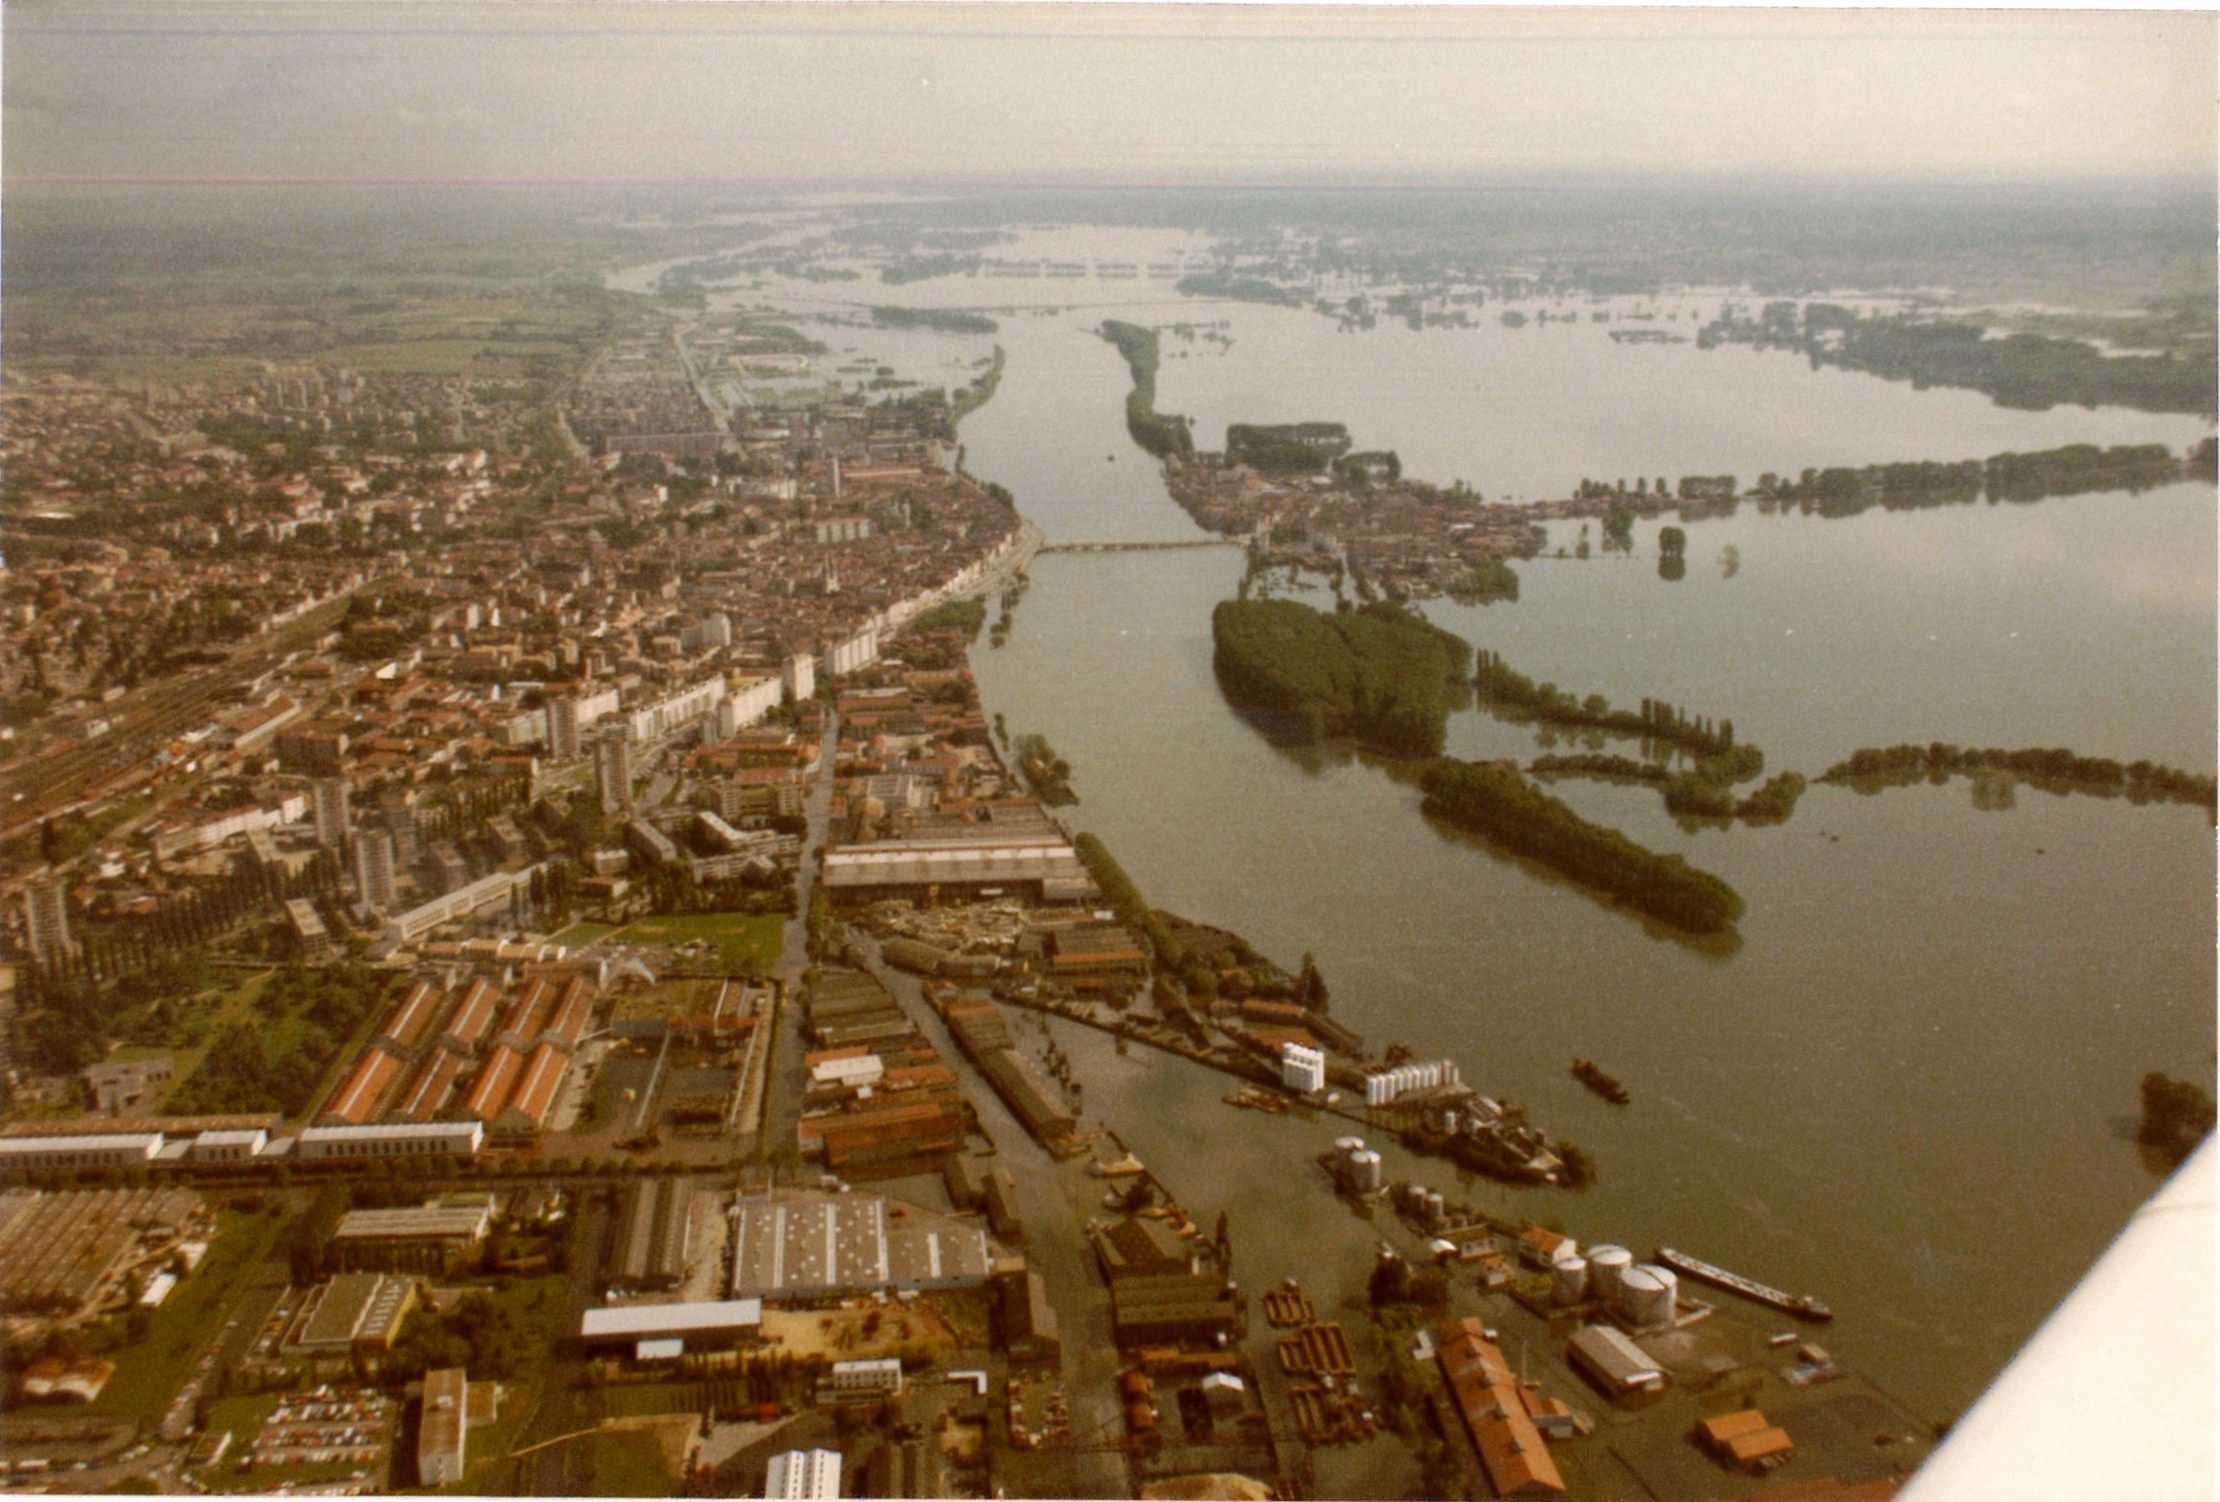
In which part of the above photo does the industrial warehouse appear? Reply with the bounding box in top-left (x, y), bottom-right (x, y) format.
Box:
top-left (727, 1189), bottom-right (994, 1302)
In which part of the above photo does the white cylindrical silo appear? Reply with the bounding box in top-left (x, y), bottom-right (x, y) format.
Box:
top-left (1618, 1264), bottom-right (1677, 1328)
top-left (1588, 1245), bottom-right (1633, 1303)
top-left (1334, 1136), bottom-right (1365, 1160)
top-left (1350, 1150), bottom-right (1383, 1193)
top-left (1550, 1256), bottom-right (1589, 1307)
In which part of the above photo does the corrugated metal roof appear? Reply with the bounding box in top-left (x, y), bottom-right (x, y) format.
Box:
top-left (580, 1299), bottom-right (762, 1339)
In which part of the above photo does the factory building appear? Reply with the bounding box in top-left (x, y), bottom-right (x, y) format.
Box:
top-left (287, 1272), bottom-right (421, 1364)
top-left (1280, 1042), bottom-right (1327, 1096)
top-left (417, 1368), bottom-right (470, 1486)
top-left (394, 1050), bottom-right (465, 1123)
top-left (1435, 1316), bottom-right (1567, 1498)
top-left (1566, 1323), bottom-right (1667, 1401)
top-left (823, 1358), bottom-right (904, 1402)
top-left (727, 1190), bottom-right (992, 1302)
top-left (0, 1133), bottom-right (165, 1174)
top-left (993, 1264), bottom-right (1062, 1365)
top-left (1696, 1409), bottom-right (1795, 1473)
top-left (1108, 1273), bottom-right (1241, 1349)
top-left (440, 978), bottom-right (502, 1052)
top-left (0, 1187), bottom-right (210, 1317)
top-left (191, 1128), bottom-right (269, 1162)
top-left (578, 1298), bottom-right (763, 1357)
top-left (294, 1121), bottom-right (484, 1160)
top-left (1364, 1058), bottom-right (1463, 1107)
top-left (819, 837), bottom-right (1095, 905)
top-left (328, 1200), bottom-right (494, 1276)
top-left (603, 1181), bottom-right (694, 1294)
top-left (491, 1042), bottom-right (569, 1143)
top-left (324, 1046), bottom-right (404, 1125)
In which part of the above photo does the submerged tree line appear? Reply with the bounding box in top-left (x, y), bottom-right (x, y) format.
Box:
top-left (1208, 595), bottom-right (2211, 940)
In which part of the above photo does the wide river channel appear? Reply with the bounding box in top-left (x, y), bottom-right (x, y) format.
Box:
top-left (641, 226), bottom-right (2216, 1428)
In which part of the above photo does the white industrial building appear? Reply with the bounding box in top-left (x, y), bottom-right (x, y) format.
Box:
top-left (294, 1122), bottom-right (485, 1160)
top-left (1364, 1058), bottom-right (1463, 1107)
top-left (825, 1357), bottom-right (904, 1399)
top-left (764, 1448), bottom-right (841, 1500)
top-left (0, 1133), bottom-right (165, 1173)
top-left (1280, 1042), bottom-right (1327, 1096)
top-left (578, 1298), bottom-right (764, 1356)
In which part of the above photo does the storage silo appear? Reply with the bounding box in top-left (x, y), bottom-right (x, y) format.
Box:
top-left (1349, 1150), bottom-right (1383, 1193)
top-left (1334, 1136), bottom-right (1365, 1160)
top-left (1587, 1245), bottom-right (1633, 1303)
top-left (1425, 1190), bottom-right (1446, 1225)
top-left (1550, 1256), bottom-right (1589, 1307)
top-left (1618, 1264), bottom-right (1678, 1329)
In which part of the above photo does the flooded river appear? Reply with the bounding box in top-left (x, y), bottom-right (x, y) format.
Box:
top-left (669, 232), bottom-right (2215, 1425)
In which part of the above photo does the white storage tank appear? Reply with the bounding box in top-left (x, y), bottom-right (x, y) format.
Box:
top-left (1619, 1264), bottom-right (1678, 1328)
top-left (1349, 1150), bottom-right (1384, 1193)
top-left (1550, 1256), bottom-right (1590, 1307)
top-left (1587, 1245), bottom-right (1634, 1302)
top-left (1334, 1136), bottom-right (1365, 1159)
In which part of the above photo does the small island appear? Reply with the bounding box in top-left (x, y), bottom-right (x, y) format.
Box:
top-left (1819, 743), bottom-right (2217, 811)
top-left (1099, 318), bottom-right (1194, 459)
top-left (1419, 758), bottom-right (1747, 936)
top-left (1211, 596), bottom-right (1472, 756)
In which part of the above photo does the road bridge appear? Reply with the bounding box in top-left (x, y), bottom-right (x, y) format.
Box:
top-left (1037, 537), bottom-right (1245, 554)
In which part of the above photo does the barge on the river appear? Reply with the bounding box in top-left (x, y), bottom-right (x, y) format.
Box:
top-left (1654, 1246), bottom-right (1833, 1323)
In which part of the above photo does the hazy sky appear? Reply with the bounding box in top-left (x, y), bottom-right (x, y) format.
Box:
top-left (7, 4), bottom-right (2213, 187)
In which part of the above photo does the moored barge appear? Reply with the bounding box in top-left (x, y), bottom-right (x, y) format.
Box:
top-left (1571, 1058), bottom-right (1631, 1104)
top-left (1654, 1245), bottom-right (1833, 1322)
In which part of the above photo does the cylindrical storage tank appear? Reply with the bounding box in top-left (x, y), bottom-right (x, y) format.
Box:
top-left (1352, 1151), bottom-right (1384, 1192)
top-left (1334, 1136), bottom-right (1365, 1159)
top-left (1618, 1264), bottom-right (1677, 1328)
top-left (1588, 1245), bottom-right (1634, 1303)
top-left (1426, 1191), bottom-right (1446, 1223)
top-left (1550, 1256), bottom-right (1589, 1307)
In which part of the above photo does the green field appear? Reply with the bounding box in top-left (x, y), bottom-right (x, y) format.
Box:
top-left (551, 921), bottom-right (619, 948)
top-left (609, 911), bottom-right (784, 972)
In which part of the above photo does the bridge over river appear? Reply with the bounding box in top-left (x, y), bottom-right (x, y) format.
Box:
top-left (1037, 536), bottom-right (1246, 554)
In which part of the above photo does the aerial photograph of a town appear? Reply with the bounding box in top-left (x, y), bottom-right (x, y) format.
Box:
top-left (0, 4), bottom-right (2212, 1499)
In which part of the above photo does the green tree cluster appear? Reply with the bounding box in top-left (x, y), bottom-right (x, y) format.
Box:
top-left (1820, 743), bottom-right (2216, 810)
top-left (1473, 649), bottom-right (1738, 758)
top-left (1098, 321), bottom-right (1194, 460)
top-left (1442, 558), bottom-right (1520, 606)
top-left (1212, 597), bottom-right (1473, 756)
top-left (1418, 759), bottom-right (1745, 935)
top-left (1072, 832), bottom-right (1174, 962)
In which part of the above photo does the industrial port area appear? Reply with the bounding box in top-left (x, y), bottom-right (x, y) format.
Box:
top-left (0, 572), bottom-right (1942, 1499)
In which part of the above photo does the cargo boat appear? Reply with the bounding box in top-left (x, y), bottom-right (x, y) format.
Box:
top-left (1571, 1058), bottom-right (1630, 1104)
top-left (1654, 1246), bottom-right (1833, 1322)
